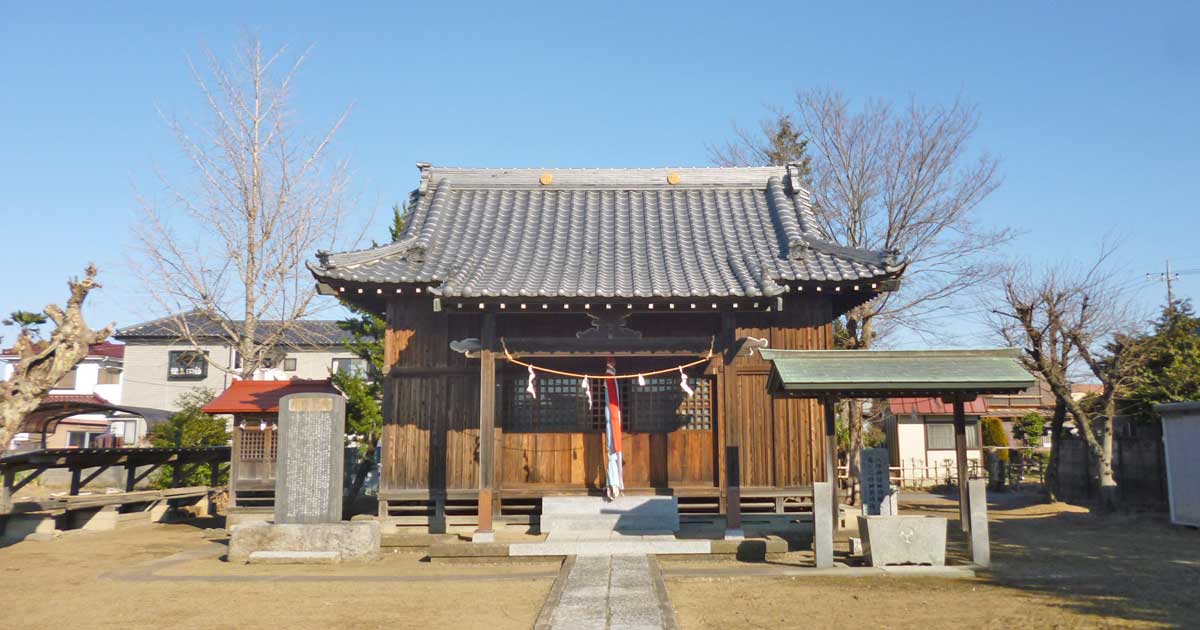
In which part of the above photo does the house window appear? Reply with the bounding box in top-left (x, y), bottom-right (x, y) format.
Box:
top-left (282, 357), bottom-right (297, 372)
top-left (55, 369), bottom-right (77, 389)
top-left (926, 421), bottom-right (980, 450)
top-left (98, 367), bottom-right (121, 385)
top-left (168, 350), bottom-right (209, 380)
top-left (332, 357), bottom-right (369, 377)
top-left (68, 431), bottom-right (109, 448)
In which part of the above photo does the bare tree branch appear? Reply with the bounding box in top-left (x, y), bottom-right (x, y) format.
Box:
top-left (132, 36), bottom-right (356, 378)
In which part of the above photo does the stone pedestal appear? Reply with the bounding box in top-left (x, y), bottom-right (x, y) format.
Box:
top-left (228, 521), bottom-right (381, 563)
top-left (2, 514), bottom-right (60, 541)
top-left (857, 515), bottom-right (947, 566)
top-left (70, 506), bottom-right (119, 532)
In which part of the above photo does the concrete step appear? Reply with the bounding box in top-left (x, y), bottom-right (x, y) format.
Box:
top-left (541, 495), bottom-right (678, 516)
top-left (247, 550), bottom-right (339, 564)
top-left (510, 538), bottom-right (711, 557)
top-left (539, 514), bottom-right (680, 534)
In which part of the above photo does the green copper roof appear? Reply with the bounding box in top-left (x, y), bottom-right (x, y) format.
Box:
top-left (760, 348), bottom-right (1034, 398)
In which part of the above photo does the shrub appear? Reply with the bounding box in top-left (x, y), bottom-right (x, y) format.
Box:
top-left (981, 416), bottom-right (1009, 462)
top-left (149, 389), bottom-right (229, 488)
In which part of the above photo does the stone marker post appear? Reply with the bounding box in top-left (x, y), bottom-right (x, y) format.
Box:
top-left (967, 478), bottom-right (991, 566)
top-left (276, 392), bottom-right (346, 525)
top-left (860, 448), bottom-right (897, 516)
top-left (813, 481), bottom-right (834, 569)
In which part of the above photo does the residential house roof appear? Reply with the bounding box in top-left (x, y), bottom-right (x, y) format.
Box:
top-left (202, 379), bottom-right (343, 415)
top-left (1, 342), bottom-right (124, 360)
top-left (889, 397), bottom-right (989, 415)
top-left (115, 311), bottom-right (352, 347)
top-left (310, 165), bottom-right (904, 300)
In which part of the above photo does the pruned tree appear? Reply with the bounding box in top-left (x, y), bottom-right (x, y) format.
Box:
top-left (710, 88), bottom-right (1009, 490)
top-left (990, 248), bottom-right (1146, 509)
top-left (133, 36), bottom-right (356, 379)
top-left (0, 265), bottom-right (114, 449)
top-left (3, 311), bottom-right (49, 340)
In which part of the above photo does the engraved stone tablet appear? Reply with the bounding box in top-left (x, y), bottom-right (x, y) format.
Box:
top-left (275, 392), bottom-right (345, 524)
top-left (860, 448), bottom-right (894, 516)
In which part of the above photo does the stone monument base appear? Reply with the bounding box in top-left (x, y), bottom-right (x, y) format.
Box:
top-left (857, 515), bottom-right (947, 567)
top-left (228, 521), bottom-right (381, 563)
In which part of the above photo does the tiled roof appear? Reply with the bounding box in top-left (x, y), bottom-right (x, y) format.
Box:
top-left (311, 165), bottom-right (904, 299)
top-left (1, 342), bottom-right (124, 360)
top-left (202, 379), bottom-right (342, 414)
top-left (115, 311), bottom-right (352, 347)
top-left (44, 393), bottom-right (114, 406)
top-left (889, 397), bottom-right (988, 415)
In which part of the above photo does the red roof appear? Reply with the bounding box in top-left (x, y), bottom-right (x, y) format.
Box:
top-left (44, 393), bottom-right (114, 406)
top-left (889, 397), bottom-right (988, 415)
top-left (202, 379), bottom-right (341, 415)
top-left (1, 341), bottom-right (124, 359)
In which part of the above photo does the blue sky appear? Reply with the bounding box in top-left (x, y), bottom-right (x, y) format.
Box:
top-left (2, 1), bottom-right (1198, 347)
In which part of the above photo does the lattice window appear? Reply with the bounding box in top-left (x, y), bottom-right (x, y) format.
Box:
top-left (626, 376), bottom-right (713, 432)
top-left (239, 425), bottom-right (278, 460)
top-left (503, 375), bottom-right (713, 434)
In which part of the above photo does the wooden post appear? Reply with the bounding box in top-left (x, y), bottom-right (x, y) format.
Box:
top-left (824, 397), bottom-right (839, 530)
top-left (208, 461), bottom-right (221, 516)
top-left (1, 467), bottom-right (14, 514)
top-left (474, 313), bottom-right (497, 542)
top-left (720, 312), bottom-right (742, 537)
top-left (69, 468), bottom-right (82, 496)
top-left (125, 464), bottom-right (137, 492)
top-left (952, 396), bottom-right (971, 533)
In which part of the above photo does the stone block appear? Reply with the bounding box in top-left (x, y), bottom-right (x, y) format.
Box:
top-left (857, 515), bottom-right (947, 566)
top-left (248, 550), bottom-right (338, 565)
top-left (70, 506), bottom-right (119, 532)
top-left (3, 514), bottom-right (59, 541)
top-left (968, 479), bottom-right (991, 566)
top-left (148, 501), bottom-right (169, 523)
top-left (849, 537), bottom-right (864, 556)
top-left (228, 521), bottom-right (380, 563)
top-left (813, 482), bottom-right (834, 569)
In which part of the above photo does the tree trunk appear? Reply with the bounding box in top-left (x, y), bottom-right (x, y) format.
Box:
top-left (1096, 401), bottom-right (1119, 512)
top-left (1045, 399), bottom-right (1066, 501)
top-left (848, 399), bottom-right (863, 505)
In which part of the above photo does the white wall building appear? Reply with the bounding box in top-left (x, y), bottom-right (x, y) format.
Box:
top-left (115, 313), bottom-right (365, 412)
top-left (884, 397), bottom-right (984, 488)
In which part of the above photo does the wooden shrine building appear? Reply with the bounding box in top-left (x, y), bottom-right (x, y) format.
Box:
top-left (310, 164), bottom-right (905, 532)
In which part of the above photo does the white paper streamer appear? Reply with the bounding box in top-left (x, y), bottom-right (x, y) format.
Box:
top-left (526, 365), bottom-right (537, 399)
top-left (239, 420), bottom-right (246, 430)
top-left (638, 373), bottom-right (646, 387)
top-left (582, 376), bottom-right (592, 406)
top-left (260, 420), bottom-right (268, 432)
top-left (679, 367), bottom-right (694, 398)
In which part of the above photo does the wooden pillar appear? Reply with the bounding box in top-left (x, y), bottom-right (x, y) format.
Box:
top-left (824, 396), bottom-right (839, 530)
top-left (125, 464), bottom-right (137, 492)
top-left (474, 314), bottom-right (497, 542)
top-left (1, 467), bottom-right (14, 514)
top-left (69, 468), bottom-right (82, 496)
top-left (721, 312), bottom-right (741, 535)
top-left (952, 396), bottom-right (971, 533)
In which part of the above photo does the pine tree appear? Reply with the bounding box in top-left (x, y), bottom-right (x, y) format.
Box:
top-left (1130, 300), bottom-right (1200, 421)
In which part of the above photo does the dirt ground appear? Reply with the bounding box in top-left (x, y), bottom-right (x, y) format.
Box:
top-left (2, 494), bottom-right (1197, 629)
top-left (0, 520), bottom-right (556, 630)
top-left (668, 494), bottom-right (1200, 629)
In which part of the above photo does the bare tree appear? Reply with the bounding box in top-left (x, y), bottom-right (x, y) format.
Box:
top-left (1, 265), bottom-right (114, 449)
top-left (991, 248), bottom-right (1146, 510)
top-left (133, 37), bottom-right (355, 378)
top-left (710, 88), bottom-right (1009, 489)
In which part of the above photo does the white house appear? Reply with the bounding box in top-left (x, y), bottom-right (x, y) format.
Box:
top-left (0, 342), bottom-right (141, 448)
top-left (884, 397), bottom-right (985, 487)
top-left (114, 312), bottom-right (365, 412)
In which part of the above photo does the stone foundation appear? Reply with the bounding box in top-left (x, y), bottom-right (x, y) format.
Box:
top-left (857, 515), bottom-right (947, 566)
top-left (227, 521), bottom-right (381, 563)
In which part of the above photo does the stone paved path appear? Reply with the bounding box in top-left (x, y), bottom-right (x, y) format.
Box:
top-left (542, 555), bottom-right (677, 630)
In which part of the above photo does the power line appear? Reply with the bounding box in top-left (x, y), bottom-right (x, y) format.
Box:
top-left (1146, 260), bottom-right (1200, 311)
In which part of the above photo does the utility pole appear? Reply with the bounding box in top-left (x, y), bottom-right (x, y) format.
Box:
top-left (1147, 260), bottom-right (1200, 313)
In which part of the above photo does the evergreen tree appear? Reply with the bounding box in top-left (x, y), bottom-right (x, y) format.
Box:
top-left (150, 389), bottom-right (228, 488)
top-left (1130, 300), bottom-right (1200, 421)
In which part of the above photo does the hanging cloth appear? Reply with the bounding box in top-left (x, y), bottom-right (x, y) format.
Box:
top-left (604, 357), bottom-right (625, 497)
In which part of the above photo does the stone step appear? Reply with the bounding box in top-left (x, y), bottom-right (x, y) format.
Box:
top-left (541, 495), bottom-right (678, 516)
top-left (247, 550), bottom-right (339, 564)
top-left (539, 514), bottom-right (680, 534)
top-left (510, 538), bottom-right (711, 557)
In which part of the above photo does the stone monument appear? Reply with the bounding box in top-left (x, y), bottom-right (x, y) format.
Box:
top-left (276, 393), bottom-right (344, 524)
top-left (860, 447), bottom-right (898, 516)
top-left (228, 392), bottom-right (380, 564)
